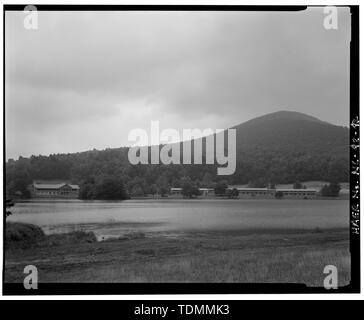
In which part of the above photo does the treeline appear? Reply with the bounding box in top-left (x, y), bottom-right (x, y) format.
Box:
top-left (6, 147), bottom-right (348, 200)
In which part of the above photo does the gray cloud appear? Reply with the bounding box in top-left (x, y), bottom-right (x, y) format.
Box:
top-left (5, 8), bottom-right (351, 159)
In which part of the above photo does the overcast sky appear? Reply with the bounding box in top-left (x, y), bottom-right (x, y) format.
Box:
top-left (5, 7), bottom-right (351, 159)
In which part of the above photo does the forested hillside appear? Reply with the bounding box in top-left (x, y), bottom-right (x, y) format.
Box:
top-left (6, 111), bottom-right (349, 199)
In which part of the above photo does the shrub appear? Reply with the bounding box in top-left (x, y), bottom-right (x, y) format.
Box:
top-left (6, 222), bottom-right (45, 248)
top-left (275, 191), bottom-right (284, 199)
top-left (5, 222), bottom-right (97, 249)
top-left (214, 181), bottom-right (228, 196)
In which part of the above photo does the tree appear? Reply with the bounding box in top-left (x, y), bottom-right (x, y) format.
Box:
top-left (214, 181), bottom-right (228, 196)
top-left (181, 177), bottom-right (200, 198)
top-left (232, 188), bottom-right (239, 198)
top-left (329, 182), bottom-right (341, 197)
top-left (320, 185), bottom-right (330, 196)
top-left (202, 172), bottom-right (214, 188)
top-left (94, 176), bottom-right (129, 200)
top-left (327, 158), bottom-right (348, 182)
top-left (320, 182), bottom-right (341, 197)
top-left (226, 188), bottom-right (239, 199)
top-left (5, 199), bottom-right (14, 219)
top-left (248, 178), bottom-right (266, 188)
top-left (275, 191), bottom-right (283, 199)
top-left (6, 167), bottom-right (31, 199)
top-left (131, 185), bottom-right (144, 197)
top-left (268, 183), bottom-right (276, 189)
top-left (127, 177), bottom-right (148, 195)
top-left (293, 181), bottom-right (303, 189)
top-left (149, 184), bottom-right (158, 197)
top-left (79, 182), bottom-right (95, 199)
top-left (156, 176), bottom-right (170, 197)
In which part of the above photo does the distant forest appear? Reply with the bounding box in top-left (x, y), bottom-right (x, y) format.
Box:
top-left (6, 112), bottom-right (349, 200)
top-left (5, 142), bottom-right (348, 200)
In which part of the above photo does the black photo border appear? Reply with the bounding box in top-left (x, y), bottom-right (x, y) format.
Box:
top-left (2, 4), bottom-right (360, 295)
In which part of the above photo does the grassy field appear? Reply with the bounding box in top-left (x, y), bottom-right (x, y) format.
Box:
top-left (4, 223), bottom-right (350, 286)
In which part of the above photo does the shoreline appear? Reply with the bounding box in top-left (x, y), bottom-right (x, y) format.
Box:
top-left (13, 196), bottom-right (350, 203)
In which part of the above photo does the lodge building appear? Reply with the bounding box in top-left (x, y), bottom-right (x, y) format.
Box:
top-left (31, 181), bottom-right (80, 199)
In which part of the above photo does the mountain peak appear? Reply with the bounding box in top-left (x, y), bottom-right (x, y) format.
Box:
top-left (250, 110), bottom-right (324, 123)
top-left (234, 110), bottom-right (327, 130)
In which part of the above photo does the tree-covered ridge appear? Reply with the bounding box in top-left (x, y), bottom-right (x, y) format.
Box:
top-left (6, 111), bottom-right (349, 199)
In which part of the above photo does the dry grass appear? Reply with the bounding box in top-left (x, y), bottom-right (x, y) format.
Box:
top-left (65, 245), bottom-right (350, 286)
top-left (5, 227), bottom-right (350, 287)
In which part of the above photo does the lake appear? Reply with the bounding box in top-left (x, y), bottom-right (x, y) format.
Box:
top-left (8, 199), bottom-right (349, 240)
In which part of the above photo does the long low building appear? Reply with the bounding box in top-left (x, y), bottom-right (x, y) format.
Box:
top-left (170, 187), bottom-right (215, 196)
top-left (228, 187), bottom-right (316, 199)
top-left (170, 187), bottom-right (316, 198)
top-left (32, 182), bottom-right (80, 199)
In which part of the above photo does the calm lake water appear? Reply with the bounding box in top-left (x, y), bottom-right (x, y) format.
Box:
top-left (8, 199), bottom-right (349, 240)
